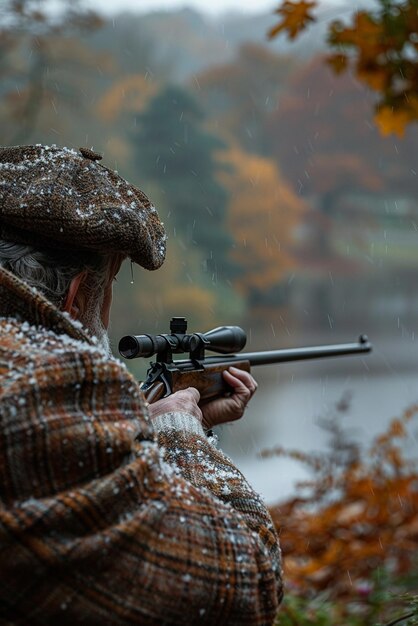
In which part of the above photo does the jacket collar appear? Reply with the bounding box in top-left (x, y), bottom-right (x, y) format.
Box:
top-left (0, 265), bottom-right (94, 344)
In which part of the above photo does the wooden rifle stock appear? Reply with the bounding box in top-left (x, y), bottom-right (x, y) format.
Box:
top-left (141, 360), bottom-right (252, 403)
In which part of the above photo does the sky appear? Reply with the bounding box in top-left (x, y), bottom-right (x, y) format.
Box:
top-left (83, 0), bottom-right (357, 19)
top-left (89, 0), bottom-right (281, 16)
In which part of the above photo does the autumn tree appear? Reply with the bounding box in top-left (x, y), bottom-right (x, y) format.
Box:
top-left (195, 43), bottom-right (298, 154)
top-left (269, 0), bottom-right (418, 137)
top-left (266, 56), bottom-right (388, 202)
top-left (219, 147), bottom-right (306, 311)
top-left (264, 53), bottom-right (418, 218)
top-left (86, 11), bottom-right (162, 79)
top-left (265, 54), bottom-right (418, 268)
top-left (94, 75), bottom-right (158, 175)
top-left (98, 76), bottom-right (157, 124)
top-left (131, 84), bottom-right (234, 278)
top-left (0, 0), bottom-right (106, 145)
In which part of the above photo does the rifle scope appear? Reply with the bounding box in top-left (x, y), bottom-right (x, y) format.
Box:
top-left (119, 317), bottom-right (247, 360)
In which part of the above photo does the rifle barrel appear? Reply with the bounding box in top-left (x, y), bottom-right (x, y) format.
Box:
top-left (192, 336), bottom-right (372, 367)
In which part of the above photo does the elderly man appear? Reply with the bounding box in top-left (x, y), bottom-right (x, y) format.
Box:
top-left (0, 145), bottom-right (282, 625)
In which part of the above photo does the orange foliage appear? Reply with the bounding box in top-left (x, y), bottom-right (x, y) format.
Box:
top-left (270, 0), bottom-right (418, 136)
top-left (265, 404), bottom-right (418, 600)
top-left (329, 12), bottom-right (387, 64)
top-left (219, 148), bottom-right (306, 296)
top-left (268, 1), bottom-right (317, 40)
top-left (375, 99), bottom-right (418, 137)
top-left (98, 75), bottom-right (157, 122)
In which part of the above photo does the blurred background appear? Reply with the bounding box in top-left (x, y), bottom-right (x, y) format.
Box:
top-left (3, 0), bottom-right (418, 504)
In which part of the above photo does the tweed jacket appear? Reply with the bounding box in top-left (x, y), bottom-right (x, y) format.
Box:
top-left (0, 266), bottom-right (283, 625)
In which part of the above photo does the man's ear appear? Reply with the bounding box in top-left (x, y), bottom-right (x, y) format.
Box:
top-left (62, 271), bottom-right (88, 320)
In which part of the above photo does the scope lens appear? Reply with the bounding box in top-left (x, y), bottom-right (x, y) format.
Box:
top-left (119, 336), bottom-right (140, 359)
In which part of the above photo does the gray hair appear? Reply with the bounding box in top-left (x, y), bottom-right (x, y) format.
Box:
top-left (0, 240), bottom-right (110, 309)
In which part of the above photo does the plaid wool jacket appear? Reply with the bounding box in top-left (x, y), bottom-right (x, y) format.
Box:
top-left (0, 266), bottom-right (283, 625)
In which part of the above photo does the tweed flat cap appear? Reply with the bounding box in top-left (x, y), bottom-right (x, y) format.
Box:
top-left (0, 144), bottom-right (166, 270)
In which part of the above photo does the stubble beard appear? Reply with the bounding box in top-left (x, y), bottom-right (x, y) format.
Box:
top-left (79, 304), bottom-right (112, 358)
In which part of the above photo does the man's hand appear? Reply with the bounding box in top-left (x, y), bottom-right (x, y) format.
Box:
top-left (201, 367), bottom-right (257, 430)
top-left (147, 387), bottom-right (203, 423)
top-left (147, 367), bottom-right (258, 431)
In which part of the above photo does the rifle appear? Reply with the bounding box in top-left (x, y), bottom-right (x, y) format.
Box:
top-left (119, 317), bottom-right (372, 404)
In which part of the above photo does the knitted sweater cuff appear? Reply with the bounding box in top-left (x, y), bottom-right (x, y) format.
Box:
top-left (152, 411), bottom-right (206, 438)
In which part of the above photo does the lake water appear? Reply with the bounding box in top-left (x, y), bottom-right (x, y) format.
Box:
top-left (219, 334), bottom-right (418, 504)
